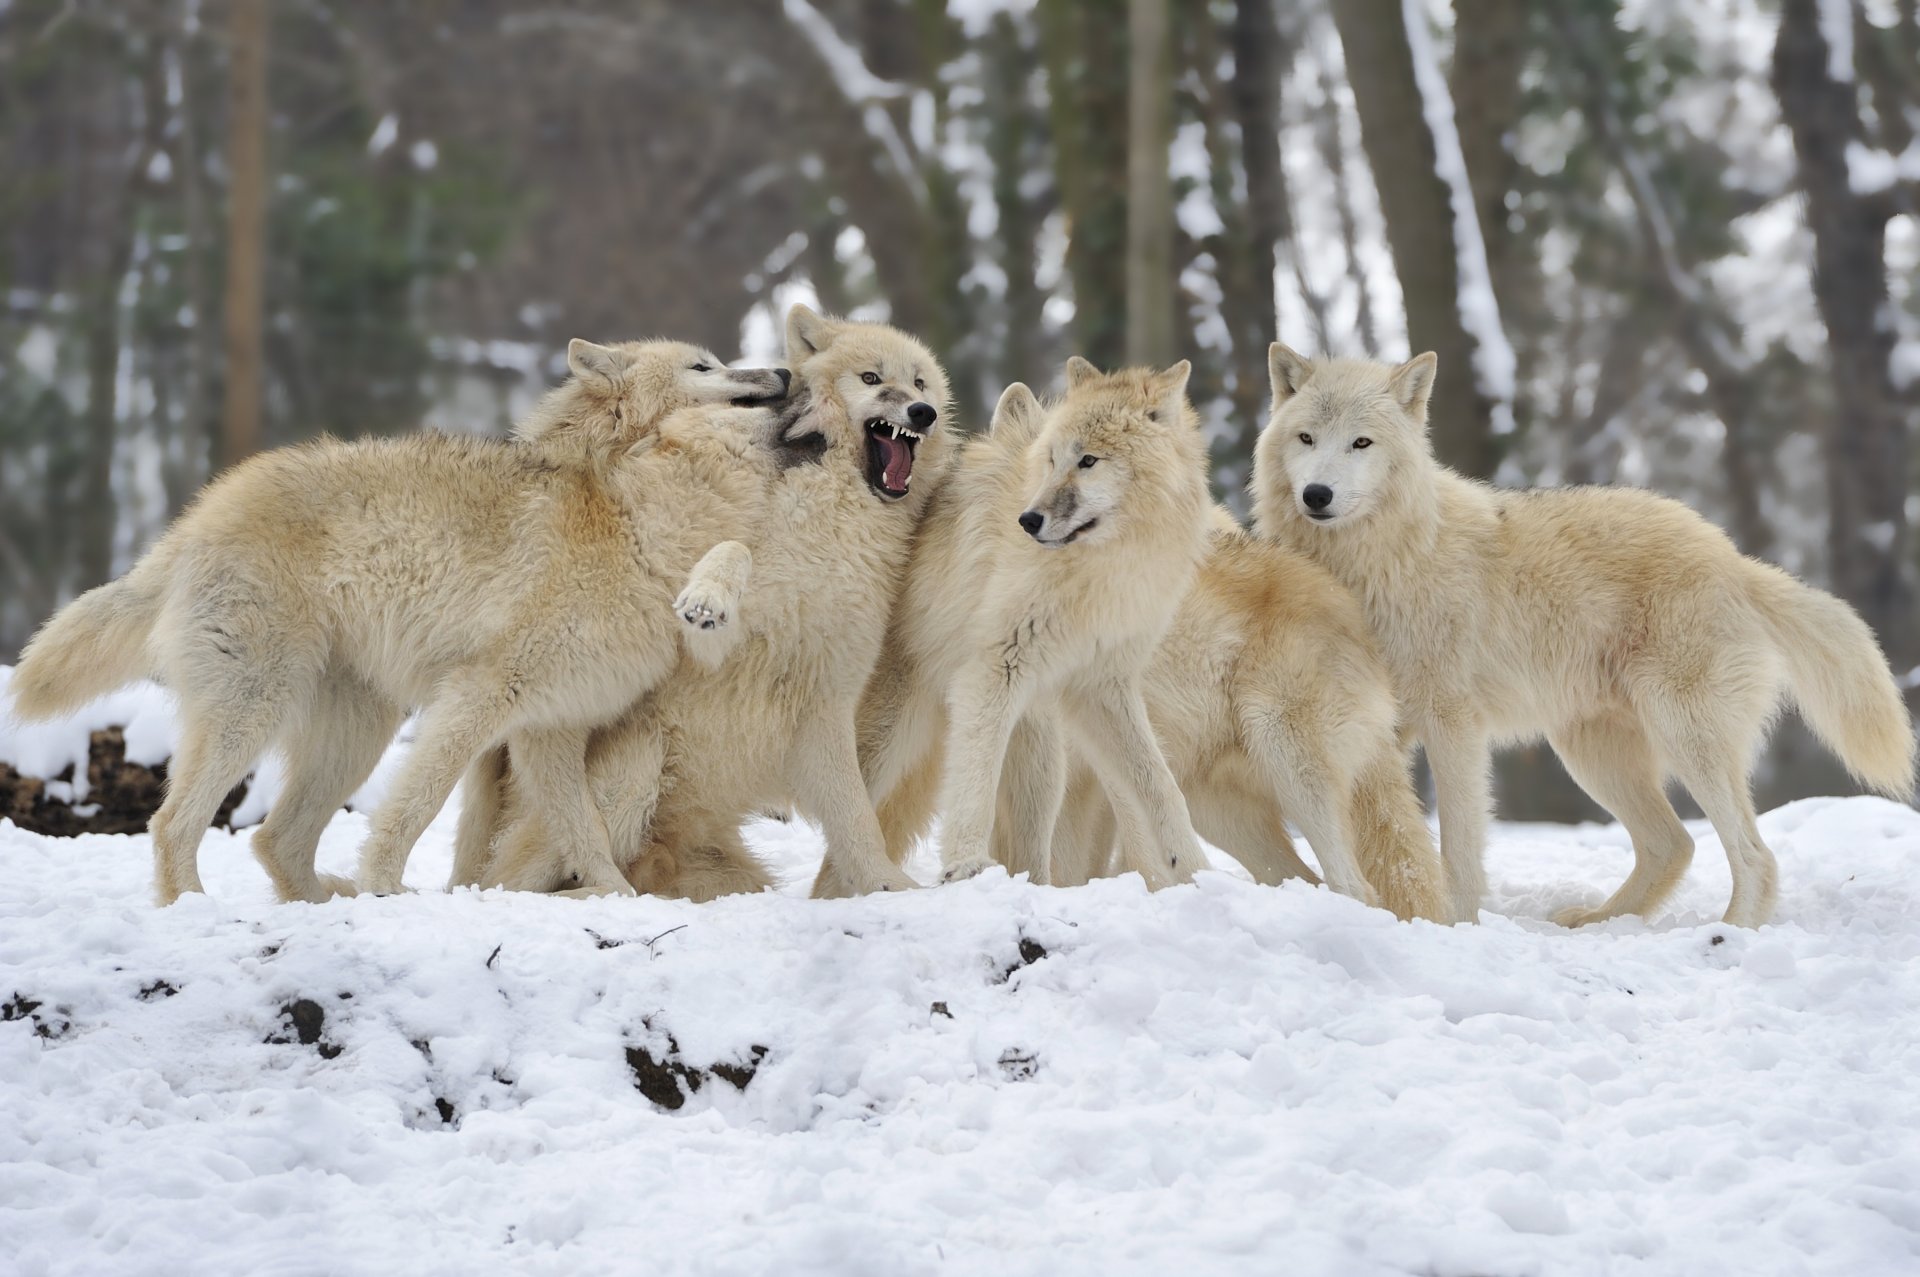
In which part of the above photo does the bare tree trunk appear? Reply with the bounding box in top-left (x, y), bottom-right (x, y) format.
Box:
top-left (1125, 0), bottom-right (1175, 366)
top-left (1040, 0), bottom-right (1129, 371)
top-left (1330, 0), bottom-right (1504, 477)
top-left (986, 13), bottom-right (1048, 392)
top-left (1448, 0), bottom-right (1527, 317)
top-left (1773, 0), bottom-right (1914, 664)
top-left (219, 0), bottom-right (269, 470)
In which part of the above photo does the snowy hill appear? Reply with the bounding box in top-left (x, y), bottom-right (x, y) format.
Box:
top-left (4, 763), bottom-right (1919, 1274)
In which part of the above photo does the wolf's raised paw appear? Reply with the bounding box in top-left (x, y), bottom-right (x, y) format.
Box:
top-left (677, 598), bottom-right (727, 631)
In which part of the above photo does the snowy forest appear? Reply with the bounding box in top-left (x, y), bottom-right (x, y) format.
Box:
top-left (1, 0), bottom-right (1917, 814)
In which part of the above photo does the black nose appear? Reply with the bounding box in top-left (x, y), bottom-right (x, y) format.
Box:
top-left (1018, 511), bottom-right (1044, 537)
top-left (908, 401), bottom-right (937, 429)
top-left (776, 368), bottom-right (792, 392)
top-left (1302, 484), bottom-right (1333, 511)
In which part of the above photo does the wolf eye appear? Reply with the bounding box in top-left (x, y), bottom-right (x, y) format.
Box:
top-left (1298, 433), bottom-right (1314, 446)
top-left (1078, 455), bottom-right (1098, 469)
top-left (914, 378), bottom-right (926, 391)
top-left (691, 363), bottom-right (712, 373)
top-left (1353, 437), bottom-right (1372, 449)
top-left (861, 372), bottom-right (881, 386)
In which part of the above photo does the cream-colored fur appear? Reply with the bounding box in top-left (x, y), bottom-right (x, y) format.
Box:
top-left (1046, 520), bottom-right (1456, 922)
top-left (456, 306), bottom-right (954, 900)
top-left (9, 341), bottom-right (789, 905)
top-left (856, 359), bottom-right (1213, 890)
top-left (1252, 345), bottom-right (1916, 927)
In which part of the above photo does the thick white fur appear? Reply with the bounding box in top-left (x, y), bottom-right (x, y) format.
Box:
top-left (1047, 516), bottom-right (1456, 922)
top-left (457, 306), bottom-right (955, 900)
top-left (1252, 345), bottom-right (1916, 927)
top-left (856, 359), bottom-right (1213, 890)
top-left (10, 342), bottom-right (788, 905)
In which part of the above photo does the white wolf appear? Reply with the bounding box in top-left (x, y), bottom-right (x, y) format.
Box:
top-left (1253, 345), bottom-right (1915, 927)
top-left (1045, 515), bottom-right (1456, 922)
top-left (455, 306), bottom-right (954, 900)
top-left (853, 359), bottom-right (1213, 891)
top-left (7, 341), bottom-right (789, 904)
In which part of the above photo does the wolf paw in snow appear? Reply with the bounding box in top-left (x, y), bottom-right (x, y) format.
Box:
top-left (1551, 900), bottom-right (1614, 929)
top-left (939, 857), bottom-right (998, 885)
top-left (311, 873), bottom-right (359, 901)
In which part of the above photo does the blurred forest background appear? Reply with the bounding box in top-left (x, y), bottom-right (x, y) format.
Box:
top-left (1, 0), bottom-right (1916, 815)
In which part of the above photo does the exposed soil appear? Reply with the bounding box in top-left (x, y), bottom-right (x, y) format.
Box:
top-left (0, 728), bottom-right (250, 837)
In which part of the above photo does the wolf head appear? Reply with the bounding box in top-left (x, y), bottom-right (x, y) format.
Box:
top-left (1252, 344), bottom-right (1438, 530)
top-left (516, 339), bottom-right (790, 455)
top-left (1003, 356), bottom-right (1204, 550)
top-left (780, 305), bottom-right (951, 503)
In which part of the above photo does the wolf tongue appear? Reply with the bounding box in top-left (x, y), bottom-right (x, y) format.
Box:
top-left (878, 433), bottom-right (913, 490)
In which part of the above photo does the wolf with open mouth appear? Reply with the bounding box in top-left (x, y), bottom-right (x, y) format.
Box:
top-left (454, 305), bottom-right (957, 901)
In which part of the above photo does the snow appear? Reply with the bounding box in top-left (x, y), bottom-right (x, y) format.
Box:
top-left (1814, 0), bottom-right (1855, 83)
top-left (1397, 0), bottom-right (1518, 435)
top-left (5, 690), bottom-right (1920, 1274)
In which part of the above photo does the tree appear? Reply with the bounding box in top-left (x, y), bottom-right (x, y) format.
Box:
top-left (1330, 0), bottom-right (1513, 478)
top-left (1772, 0), bottom-right (1916, 665)
top-left (218, 0), bottom-right (268, 470)
top-left (1124, 0), bottom-right (1175, 366)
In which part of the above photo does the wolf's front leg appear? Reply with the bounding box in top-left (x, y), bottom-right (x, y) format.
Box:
top-left (991, 711), bottom-right (1067, 883)
top-left (1062, 677), bottom-right (1201, 889)
top-left (448, 747), bottom-right (509, 889)
top-left (1420, 714), bottom-right (1492, 920)
top-left (793, 708), bottom-right (920, 897)
top-left (931, 666), bottom-right (1028, 883)
top-left (674, 541), bottom-right (753, 669)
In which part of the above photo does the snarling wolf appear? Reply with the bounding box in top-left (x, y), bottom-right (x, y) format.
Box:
top-left (854, 359), bottom-right (1213, 891)
top-left (454, 306), bottom-right (954, 900)
top-left (8, 341), bottom-right (790, 904)
top-left (1253, 345), bottom-right (1915, 927)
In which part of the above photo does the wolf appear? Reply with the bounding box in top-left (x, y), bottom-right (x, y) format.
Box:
top-left (1252, 345), bottom-right (1916, 927)
top-left (851, 358), bottom-right (1213, 891)
top-left (1043, 517), bottom-right (1456, 922)
top-left (455, 305), bottom-right (953, 900)
top-left (7, 341), bottom-right (789, 904)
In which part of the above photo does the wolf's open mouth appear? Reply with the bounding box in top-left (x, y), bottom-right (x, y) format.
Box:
top-left (864, 418), bottom-right (924, 501)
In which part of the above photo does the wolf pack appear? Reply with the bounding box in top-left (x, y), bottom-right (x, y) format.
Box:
top-left (12, 306), bottom-right (1915, 930)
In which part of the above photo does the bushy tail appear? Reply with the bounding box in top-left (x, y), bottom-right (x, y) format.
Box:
top-left (1350, 748), bottom-right (1458, 923)
top-left (8, 554), bottom-right (168, 721)
top-left (1751, 566), bottom-right (1916, 799)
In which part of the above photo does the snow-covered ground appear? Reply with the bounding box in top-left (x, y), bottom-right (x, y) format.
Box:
top-left (3, 689), bottom-right (1919, 1275)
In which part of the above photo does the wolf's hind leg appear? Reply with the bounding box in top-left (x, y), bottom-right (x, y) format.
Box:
top-left (1548, 715), bottom-right (1695, 927)
top-left (675, 541), bottom-right (753, 669)
top-left (354, 671), bottom-right (518, 894)
top-left (252, 675), bottom-right (401, 902)
top-left (487, 727), bottom-right (633, 895)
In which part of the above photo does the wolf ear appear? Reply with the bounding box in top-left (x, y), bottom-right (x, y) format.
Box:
top-left (1063, 355), bottom-right (1100, 391)
top-left (1145, 359), bottom-right (1193, 425)
top-left (1268, 343), bottom-right (1312, 404)
top-left (990, 382), bottom-right (1044, 445)
top-left (567, 339), bottom-right (625, 392)
top-left (786, 304), bottom-right (840, 361)
top-left (1388, 352), bottom-right (1438, 419)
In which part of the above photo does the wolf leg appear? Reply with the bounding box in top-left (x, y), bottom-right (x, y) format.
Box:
top-left (930, 665), bottom-right (1027, 883)
top-left (487, 727), bottom-right (633, 896)
top-left (992, 711), bottom-right (1066, 883)
top-left (1421, 715), bottom-right (1492, 921)
top-left (354, 670), bottom-right (517, 894)
top-left (675, 540), bottom-right (753, 669)
top-left (251, 674), bottom-right (400, 902)
top-left (448, 747), bottom-right (509, 889)
top-left (794, 708), bottom-right (920, 896)
top-left (1061, 677), bottom-right (1201, 889)
top-left (1548, 715), bottom-right (1695, 926)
